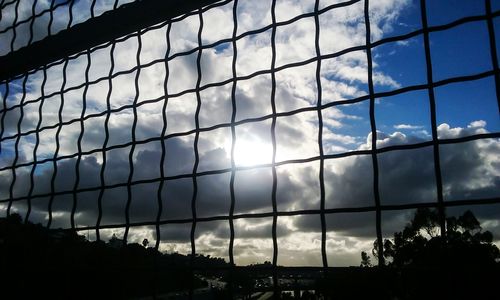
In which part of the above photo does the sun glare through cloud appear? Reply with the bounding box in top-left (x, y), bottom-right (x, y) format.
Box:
top-left (232, 139), bottom-right (273, 167)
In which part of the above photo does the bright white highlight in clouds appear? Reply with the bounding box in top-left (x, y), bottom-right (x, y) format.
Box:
top-left (232, 140), bottom-right (273, 167)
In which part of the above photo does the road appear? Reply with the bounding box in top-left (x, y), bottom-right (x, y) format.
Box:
top-left (256, 292), bottom-right (273, 300)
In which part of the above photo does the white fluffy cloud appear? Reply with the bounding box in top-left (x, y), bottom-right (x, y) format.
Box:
top-left (394, 124), bottom-right (424, 130)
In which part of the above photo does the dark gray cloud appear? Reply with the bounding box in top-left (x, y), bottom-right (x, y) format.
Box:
top-left (1, 121), bottom-right (499, 243)
top-left (297, 124), bottom-right (499, 241)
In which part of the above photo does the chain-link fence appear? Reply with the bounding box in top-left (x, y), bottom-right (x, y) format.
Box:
top-left (1, 0), bottom-right (499, 298)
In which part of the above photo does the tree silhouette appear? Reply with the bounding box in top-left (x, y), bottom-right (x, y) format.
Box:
top-left (360, 251), bottom-right (372, 267)
top-left (358, 208), bottom-right (500, 299)
top-left (373, 208), bottom-right (500, 268)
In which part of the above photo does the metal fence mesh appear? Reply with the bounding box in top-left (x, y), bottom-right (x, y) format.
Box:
top-left (0, 0), bottom-right (139, 55)
top-left (1, 0), bottom-right (500, 297)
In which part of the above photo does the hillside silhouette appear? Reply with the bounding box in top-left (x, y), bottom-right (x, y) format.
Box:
top-left (0, 214), bottom-right (228, 299)
top-left (2, 210), bottom-right (499, 299)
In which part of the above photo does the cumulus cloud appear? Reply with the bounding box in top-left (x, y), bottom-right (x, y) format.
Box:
top-left (394, 124), bottom-right (424, 130)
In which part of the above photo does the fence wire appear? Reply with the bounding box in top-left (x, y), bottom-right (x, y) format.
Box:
top-left (0, 0), bottom-right (140, 56)
top-left (1, 0), bottom-right (500, 297)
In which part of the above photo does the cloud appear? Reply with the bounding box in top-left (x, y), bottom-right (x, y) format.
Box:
top-left (2, 120), bottom-right (498, 266)
top-left (396, 40), bottom-right (410, 46)
top-left (323, 131), bottom-right (358, 145)
top-left (394, 124), bottom-right (424, 130)
top-left (437, 121), bottom-right (489, 139)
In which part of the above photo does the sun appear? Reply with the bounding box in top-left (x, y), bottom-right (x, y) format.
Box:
top-left (230, 139), bottom-right (273, 167)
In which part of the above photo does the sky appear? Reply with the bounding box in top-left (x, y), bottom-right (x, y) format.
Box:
top-left (0, 0), bottom-right (499, 267)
